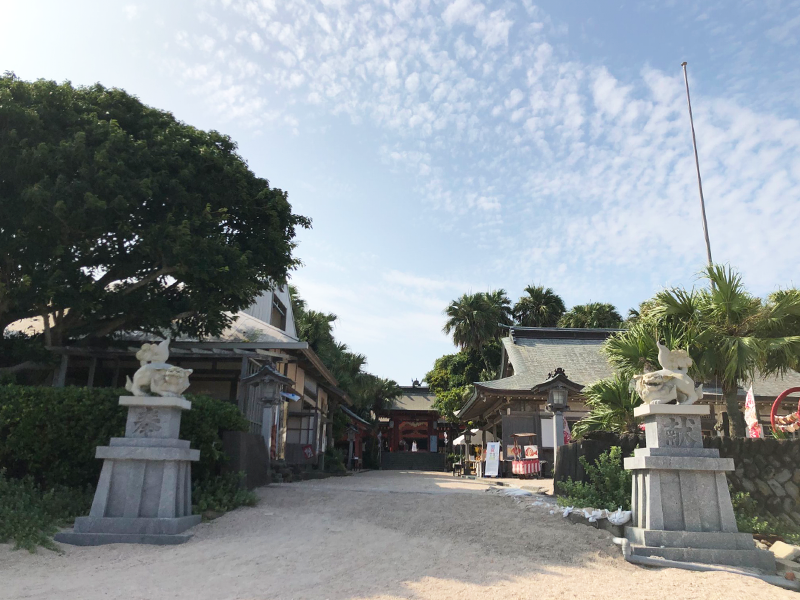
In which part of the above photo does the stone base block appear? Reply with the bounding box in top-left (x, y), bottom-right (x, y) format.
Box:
top-left (628, 543), bottom-right (776, 573)
top-left (73, 515), bottom-right (201, 536)
top-left (55, 532), bottom-right (194, 546)
top-left (626, 527), bottom-right (756, 550)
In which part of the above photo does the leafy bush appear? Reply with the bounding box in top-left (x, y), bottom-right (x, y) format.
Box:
top-left (0, 470), bottom-right (93, 552)
top-left (731, 490), bottom-right (800, 544)
top-left (324, 447), bottom-right (346, 474)
top-left (192, 472), bottom-right (257, 514)
top-left (557, 446), bottom-right (631, 511)
top-left (0, 385), bottom-right (128, 488)
top-left (180, 394), bottom-right (249, 481)
top-left (0, 384), bottom-right (248, 487)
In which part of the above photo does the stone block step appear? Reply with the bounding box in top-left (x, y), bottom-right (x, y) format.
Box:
top-left (55, 532), bottom-right (194, 546)
top-left (629, 544), bottom-right (776, 573)
top-left (625, 527), bottom-right (756, 550)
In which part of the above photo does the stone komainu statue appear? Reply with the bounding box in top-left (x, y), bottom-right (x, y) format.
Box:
top-left (631, 340), bottom-right (702, 405)
top-left (125, 338), bottom-right (193, 397)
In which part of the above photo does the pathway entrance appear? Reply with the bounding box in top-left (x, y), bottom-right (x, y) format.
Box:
top-left (0, 471), bottom-right (790, 599)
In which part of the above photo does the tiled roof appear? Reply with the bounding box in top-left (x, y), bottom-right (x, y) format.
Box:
top-left (391, 386), bottom-right (437, 412)
top-left (476, 336), bottom-right (615, 391)
top-left (477, 331), bottom-right (800, 399)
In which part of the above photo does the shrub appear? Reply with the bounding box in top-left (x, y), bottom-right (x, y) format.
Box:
top-left (0, 384), bottom-right (248, 488)
top-left (324, 447), bottom-right (346, 474)
top-left (180, 394), bottom-right (249, 482)
top-left (192, 472), bottom-right (257, 514)
top-left (557, 446), bottom-right (632, 511)
top-left (0, 470), bottom-right (93, 552)
top-left (0, 385), bottom-right (127, 488)
top-left (731, 490), bottom-right (800, 544)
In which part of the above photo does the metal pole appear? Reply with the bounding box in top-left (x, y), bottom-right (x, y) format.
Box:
top-left (681, 62), bottom-right (714, 270)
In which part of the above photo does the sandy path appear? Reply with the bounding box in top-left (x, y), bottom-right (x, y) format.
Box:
top-left (0, 471), bottom-right (792, 600)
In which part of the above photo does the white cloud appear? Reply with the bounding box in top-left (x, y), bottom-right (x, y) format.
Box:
top-left (405, 72), bottom-right (420, 93)
top-left (442, 0), bottom-right (485, 26)
top-left (475, 9), bottom-right (513, 48)
top-left (123, 4), bottom-right (139, 20)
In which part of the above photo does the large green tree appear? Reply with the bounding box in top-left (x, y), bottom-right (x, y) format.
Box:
top-left (0, 74), bottom-right (309, 349)
top-left (425, 342), bottom-right (501, 421)
top-left (442, 290), bottom-right (509, 371)
top-left (604, 266), bottom-right (800, 437)
top-left (512, 285), bottom-right (566, 327)
top-left (559, 302), bottom-right (623, 329)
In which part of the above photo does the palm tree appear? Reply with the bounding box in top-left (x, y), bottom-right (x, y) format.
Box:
top-left (559, 302), bottom-right (623, 329)
top-left (443, 291), bottom-right (509, 372)
top-left (571, 374), bottom-right (642, 439)
top-left (485, 289), bottom-right (513, 329)
top-left (604, 265), bottom-right (800, 437)
top-left (512, 285), bottom-right (566, 327)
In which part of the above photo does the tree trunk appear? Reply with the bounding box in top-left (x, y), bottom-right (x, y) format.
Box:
top-left (723, 383), bottom-right (746, 438)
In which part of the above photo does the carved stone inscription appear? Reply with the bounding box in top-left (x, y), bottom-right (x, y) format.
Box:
top-left (132, 407), bottom-right (162, 437)
top-left (660, 416), bottom-right (701, 447)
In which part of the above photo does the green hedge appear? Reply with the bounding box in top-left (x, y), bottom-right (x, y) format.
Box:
top-left (0, 385), bottom-right (247, 488)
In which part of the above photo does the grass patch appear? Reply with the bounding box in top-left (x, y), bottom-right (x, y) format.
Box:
top-left (0, 471), bottom-right (93, 552)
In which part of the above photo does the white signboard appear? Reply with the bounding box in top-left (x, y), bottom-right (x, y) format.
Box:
top-left (540, 417), bottom-right (555, 448)
top-left (484, 442), bottom-right (501, 477)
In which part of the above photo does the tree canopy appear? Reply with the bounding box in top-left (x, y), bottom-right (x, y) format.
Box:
top-left (442, 290), bottom-right (510, 371)
top-left (512, 285), bottom-right (566, 327)
top-left (425, 342), bottom-right (501, 421)
top-left (0, 74), bottom-right (309, 347)
top-left (558, 302), bottom-right (623, 329)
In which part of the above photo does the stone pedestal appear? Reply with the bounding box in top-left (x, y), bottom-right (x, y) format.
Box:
top-left (624, 404), bottom-right (775, 573)
top-left (55, 396), bottom-right (201, 546)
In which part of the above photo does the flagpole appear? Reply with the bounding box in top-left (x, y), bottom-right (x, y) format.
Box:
top-left (681, 61), bottom-right (714, 270)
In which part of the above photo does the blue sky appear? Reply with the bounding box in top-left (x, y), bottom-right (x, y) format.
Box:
top-left (4, 0), bottom-right (800, 383)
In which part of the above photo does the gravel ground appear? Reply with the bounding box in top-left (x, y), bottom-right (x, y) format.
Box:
top-left (0, 471), bottom-right (793, 600)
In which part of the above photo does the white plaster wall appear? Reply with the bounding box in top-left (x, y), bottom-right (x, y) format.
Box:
top-left (242, 285), bottom-right (298, 338)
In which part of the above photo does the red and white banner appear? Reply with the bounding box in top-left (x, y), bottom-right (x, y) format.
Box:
top-left (744, 385), bottom-right (762, 439)
top-left (512, 460), bottom-right (540, 475)
top-left (563, 421), bottom-right (572, 444)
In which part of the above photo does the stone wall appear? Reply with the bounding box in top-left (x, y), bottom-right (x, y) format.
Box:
top-left (705, 437), bottom-right (800, 526)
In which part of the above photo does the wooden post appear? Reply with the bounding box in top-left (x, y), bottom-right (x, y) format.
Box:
top-left (54, 354), bottom-right (69, 387)
top-left (111, 358), bottom-right (120, 388)
top-left (87, 357), bottom-right (97, 388)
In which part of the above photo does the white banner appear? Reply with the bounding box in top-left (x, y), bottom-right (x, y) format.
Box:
top-left (484, 442), bottom-right (501, 477)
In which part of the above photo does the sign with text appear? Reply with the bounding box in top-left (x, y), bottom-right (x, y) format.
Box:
top-left (484, 442), bottom-right (501, 477)
top-left (302, 445), bottom-right (315, 459)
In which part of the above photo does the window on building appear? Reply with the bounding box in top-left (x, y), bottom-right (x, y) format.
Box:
top-left (271, 295), bottom-right (287, 331)
top-left (286, 415), bottom-right (315, 445)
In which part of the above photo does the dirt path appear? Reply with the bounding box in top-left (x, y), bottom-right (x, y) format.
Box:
top-left (0, 471), bottom-right (792, 600)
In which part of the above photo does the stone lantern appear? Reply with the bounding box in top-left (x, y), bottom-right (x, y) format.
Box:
top-left (532, 367), bottom-right (582, 475)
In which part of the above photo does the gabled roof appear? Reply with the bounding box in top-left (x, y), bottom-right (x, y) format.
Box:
top-left (390, 386), bottom-right (437, 412)
top-left (475, 332), bottom-right (616, 394)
